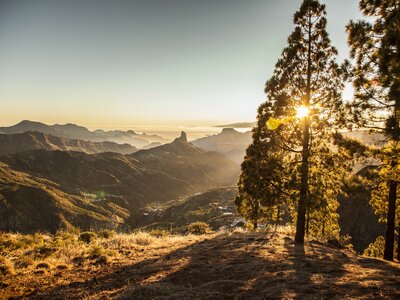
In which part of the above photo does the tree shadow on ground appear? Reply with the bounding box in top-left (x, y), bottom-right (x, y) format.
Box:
top-left (34, 231), bottom-right (400, 300)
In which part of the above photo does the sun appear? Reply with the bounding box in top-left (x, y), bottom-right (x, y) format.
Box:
top-left (296, 106), bottom-right (310, 119)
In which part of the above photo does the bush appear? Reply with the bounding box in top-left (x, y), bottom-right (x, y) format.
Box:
top-left (187, 222), bottom-right (213, 235)
top-left (131, 232), bottom-right (155, 246)
top-left (0, 257), bottom-right (14, 276)
top-left (88, 245), bottom-right (105, 259)
top-left (36, 262), bottom-right (51, 270)
top-left (79, 232), bottom-right (97, 244)
top-left (15, 256), bottom-right (34, 269)
top-left (56, 263), bottom-right (69, 270)
top-left (362, 236), bottom-right (398, 258)
top-left (94, 255), bottom-right (108, 265)
top-left (55, 230), bottom-right (77, 242)
top-left (98, 229), bottom-right (116, 239)
top-left (35, 245), bottom-right (57, 258)
top-left (148, 229), bottom-right (170, 238)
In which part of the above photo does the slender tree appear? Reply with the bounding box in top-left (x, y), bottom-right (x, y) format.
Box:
top-left (346, 0), bottom-right (400, 260)
top-left (265, 0), bottom-right (345, 243)
top-left (236, 0), bottom-right (347, 242)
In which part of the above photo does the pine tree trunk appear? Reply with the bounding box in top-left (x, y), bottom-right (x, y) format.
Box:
top-left (252, 201), bottom-right (259, 230)
top-left (295, 119), bottom-right (310, 244)
top-left (384, 180), bottom-right (397, 260)
top-left (397, 220), bottom-right (400, 261)
top-left (389, 81), bottom-right (399, 260)
top-left (276, 205), bottom-right (281, 225)
top-left (295, 12), bottom-right (312, 244)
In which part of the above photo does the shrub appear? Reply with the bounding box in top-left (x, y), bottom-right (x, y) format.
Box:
top-left (56, 263), bottom-right (69, 270)
top-left (79, 232), bottom-right (97, 244)
top-left (148, 229), bottom-right (170, 238)
top-left (14, 256), bottom-right (34, 269)
top-left (98, 229), bottom-right (115, 239)
top-left (187, 222), bottom-right (213, 235)
top-left (94, 255), bottom-right (108, 265)
top-left (363, 236), bottom-right (398, 258)
top-left (0, 257), bottom-right (14, 276)
top-left (88, 245), bottom-right (105, 259)
top-left (131, 232), bottom-right (155, 246)
top-left (35, 245), bottom-right (57, 258)
top-left (55, 230), bottom-right (77, 242)
top-left (36, 262), bottom-right (51, 270)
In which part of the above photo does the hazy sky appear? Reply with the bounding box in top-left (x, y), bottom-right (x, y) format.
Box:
top-left (0, 0), bottom-right (363, 129)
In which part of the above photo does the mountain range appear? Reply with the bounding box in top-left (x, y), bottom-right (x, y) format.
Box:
top-left (0, 131), bottom-right (137, 156)
top-left (0, 120), bottom-right (386, 253)
top-left (0, 120), bottom-right (254, 162)
top-left (0, 131), bottom-right (240, 233)
top-left (0, 120), bottom-right (168, 148)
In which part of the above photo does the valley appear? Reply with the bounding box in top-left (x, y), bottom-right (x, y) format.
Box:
top-left (0, 121), bottom-right (388, 254)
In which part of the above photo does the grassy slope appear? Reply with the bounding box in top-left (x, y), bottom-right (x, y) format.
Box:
top-left (0, 162), bottom-right (130, 233)
top-left (1, 228), bottom-right (399, 299)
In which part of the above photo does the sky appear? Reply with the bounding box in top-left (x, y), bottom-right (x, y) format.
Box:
top-left (0, 0), bottom-right (363, 130)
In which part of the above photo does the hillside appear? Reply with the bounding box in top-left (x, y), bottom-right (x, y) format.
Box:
top-left (0, 135), bottom-right (240, 233)
top-left (1, 229), bottom-right (399, 299)
top-left (132, 132), bottom-right (240, 188)
top-left (0, 120), bottom-right (168, 148)
top-left (192, 128), bottom-right (252, 163)
top-left (133, 187), bottom-right (240, 229)
top-left (0, 162), bottom-right (129, 233)
top-left (0, 132), bottom-right (137, 156)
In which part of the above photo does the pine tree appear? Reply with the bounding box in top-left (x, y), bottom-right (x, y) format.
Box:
top-left (236, 0), bottom-right (347, 241)
top-left (346, 0), bottom-right (400, 261)
top-left (267, 0), bottom-right (345, 243)
top-left (236, 100), bottom-right (289, 229)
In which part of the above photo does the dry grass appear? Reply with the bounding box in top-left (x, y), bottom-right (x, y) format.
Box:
top-left (1, 228), bottom-right (399, 299)
top-left (0, 257), bottom-right (14, 276)
top-left (0, 229), bottom-right (209, 298)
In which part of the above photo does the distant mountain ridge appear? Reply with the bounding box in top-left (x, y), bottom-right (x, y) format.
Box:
top-left (192, 128), bottom-right (252, 163)
top-left (0, 120), bottom-right (168, 148)
top-left (215, 122), bottom-right (256, 128)
top-left (0, 131), bottom-right (137, 156)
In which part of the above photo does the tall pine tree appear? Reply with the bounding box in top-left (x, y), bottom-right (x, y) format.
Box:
top-left (236, 0), bottom-right (347, 242)
top-left (267, 0), bottom-right (345, 243)
top-left (346, 0), bottom-right (400, 261)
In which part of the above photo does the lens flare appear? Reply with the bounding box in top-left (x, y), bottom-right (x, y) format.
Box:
top-left (296, 106), bottom-right (310, 118)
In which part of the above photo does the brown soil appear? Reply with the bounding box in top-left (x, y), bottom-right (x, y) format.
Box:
top-left (2, 231), bottom-right (400, 300)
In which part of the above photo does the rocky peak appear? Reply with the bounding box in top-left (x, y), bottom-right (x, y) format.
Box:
top-left (175, 131), bottom-right (187, 142)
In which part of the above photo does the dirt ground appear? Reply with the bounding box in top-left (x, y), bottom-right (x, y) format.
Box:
top-left (2, 230), bottom-right (400, 300)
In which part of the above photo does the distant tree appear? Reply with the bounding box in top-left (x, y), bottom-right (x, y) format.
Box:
top-left (346, 0), bottom-right (400, 260)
